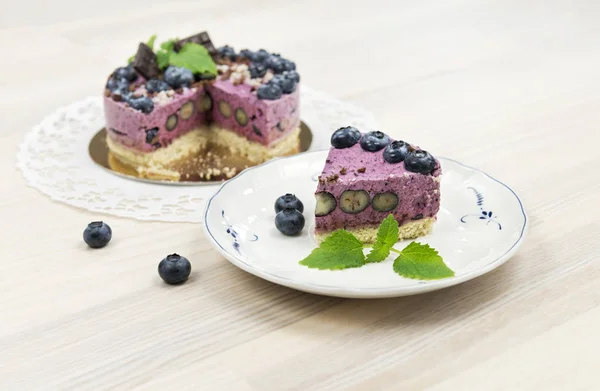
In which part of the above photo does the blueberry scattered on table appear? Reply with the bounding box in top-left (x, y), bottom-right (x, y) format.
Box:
top-left (360, 131), bottom-right (391, 152)
top-left (275, 208), bottom-right (305, 236)
top-left (275, 194), bottom-right (304, 214)
top-left (83, 221), bottom-right (112, 248)
top-left (158, 254), bottom-right (192, 285)
top-left (331, 126), bottom-right (361, 149)
top-left (404, 150), bottom-right (437, 174)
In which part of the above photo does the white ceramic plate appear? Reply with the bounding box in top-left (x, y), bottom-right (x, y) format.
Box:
top-left (204, 150), bottom-right (527, 298)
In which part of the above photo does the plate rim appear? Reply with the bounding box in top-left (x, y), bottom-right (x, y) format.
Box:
top-left (203, 150), bottom-right (528, 298)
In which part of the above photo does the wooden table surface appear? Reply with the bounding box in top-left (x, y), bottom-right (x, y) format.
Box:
top-left (2, 1), bottom-right (600, 389)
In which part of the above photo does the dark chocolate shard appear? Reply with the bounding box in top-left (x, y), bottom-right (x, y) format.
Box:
top-left (175, 31), bottom-right (217, 56)
top-left (133, 43), bottom-right (160, 80)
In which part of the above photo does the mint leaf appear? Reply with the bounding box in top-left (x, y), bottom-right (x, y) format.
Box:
top-left (156, 39), bottom-right (176, 69)
top-left (393, 242), bottom-right (454, 280)
top-left (299, 230), bottom-right (365, 270)
top-left (169, 42), bottom-right (217, 75)
top-left (146, 34), bottom-right (157, 51)
top-left (366, 214), bottom-right (398, 263)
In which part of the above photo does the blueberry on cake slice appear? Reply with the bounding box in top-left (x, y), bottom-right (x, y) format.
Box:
top-left (314, 127), bottom-right (441, 243)
top-left (103, 32), bottom-right (301, 181)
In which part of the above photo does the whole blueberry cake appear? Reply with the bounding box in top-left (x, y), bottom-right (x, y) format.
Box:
top-left (314, 127), bottom-right (441, 243)
top-left (103, 32), bottom-right (300, 181)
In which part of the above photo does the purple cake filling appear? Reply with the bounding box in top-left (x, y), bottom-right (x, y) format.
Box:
top-left (104, 87), bottom-right (206, 152)
top-left (315, 141), bottom-right (441, 232)
top-left (207, 80), bottom-right (300, 146)
top-left (103, 79), bottom-right (300, 152)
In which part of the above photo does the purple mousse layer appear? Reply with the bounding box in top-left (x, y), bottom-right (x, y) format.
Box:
top-left (207, 80), bottom-right (300, 146)
top-left (104, 87), bottom-right (206, 152)
top-left (315, 142), bottom-right (442, 232)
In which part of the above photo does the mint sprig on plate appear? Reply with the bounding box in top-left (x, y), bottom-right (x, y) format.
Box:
top-left (299, 214), bottom-right (454, 280)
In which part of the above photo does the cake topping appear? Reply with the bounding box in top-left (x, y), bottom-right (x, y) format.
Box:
top-left (128, 96), bottom-right (154, 113)
top-left (113, 64), bottom-right (137, 82)
top-left (404, 150), bottom-right (436, 175)
top-left (133, 43), bottom-right (160, 80)
top-left (372, 193), bottom-right (399, 212)
top-left (315, 192), bottom-right (337, 217)
top-left (383, 140), bottom-right (411, 163)
top-left (257, 82), bottom-right (282, 100)
top-left (145, 79), bottom-right (170, 93)
top-left (340, 190), bottom-right (371, 214)
top-left (217, 45), bottom-right (238, 61)
top-left (175, 31), bottom-right (217, 57)
top-left (249, 63), bottom-right (267, 78)
top-left (331, 126), bottom-right (361, 149)
top-left (164, 66), bottom-right (194, 89)
top-left (360, 131), bottom-right (391, 152)
top-left (357, 167), bottom-right (366, 173)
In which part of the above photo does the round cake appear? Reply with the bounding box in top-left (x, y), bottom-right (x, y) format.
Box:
top-left (103, 32), bottom-right (301, 181)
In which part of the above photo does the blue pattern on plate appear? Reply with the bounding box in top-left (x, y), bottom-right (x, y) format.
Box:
top-left (461, 187), bottom-right (502, 230)
top-left (222, 210), bottom-right (258, 255)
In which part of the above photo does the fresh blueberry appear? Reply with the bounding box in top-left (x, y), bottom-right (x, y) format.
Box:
top-left (217, 45), bottom-right (237, 60)
top-left (275, 194), bottom-right (304, 213)
top-left (257, 82), bottom-right (282, 100)
top-left (383, 140), bottom-right (411, 163)
top-left (113, 64), bottom-right (137, 82)
top-left (83, 221), bottom-right (112, 248)
top-left (158, 253), bottom-right (191, 285)
top-left (284, 70), bottom-right (300, 83)
top-left (164, 66), bottom-right (194, 89)
top-left (145, 79), bottom-right (170, 93)
top-left (265, 56), bottom-right (286, 73)
top-left (360, 131), bottom-right (391, 152)
top-left (275, 208), bottom-right (305, 236)
top-left (404, 150), bottom-right (437, 174)
top-left (280, 78), bottom-right (296, 94)
top-left (248, 63), bottom-right (267, 79)
top-left (240, 49), bottom-right (256, 61)
top-left (128, 96), bottom-right (154, 113)
top-left (106, 77), bottom-right (129, 92)
top-left (111, 87), bottom-right (132, 101)
top-left (254, 49), bottom-right (270, 63)
top-left (331, 126), bottom-right (362, 149)
top-left (281, 59), bottom-right (296, 71)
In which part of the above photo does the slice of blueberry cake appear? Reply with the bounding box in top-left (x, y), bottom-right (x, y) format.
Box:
top-left (103, 32), bottom-right (300, 181)
top-left (314, 127), bottom-right (441, 243)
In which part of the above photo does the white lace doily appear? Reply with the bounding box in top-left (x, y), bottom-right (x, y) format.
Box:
top-left (17, 86), bottom-right (379, 222)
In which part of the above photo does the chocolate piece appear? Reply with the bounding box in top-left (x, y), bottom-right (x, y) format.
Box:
top-left (133, 43), bottom-right (160, 80)
top-left (357, 167), bottom-right (366, 173)
top-left (175, 31), bottom-right (217, 56)
top-left (340, 168), bottom-right (347, 175)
